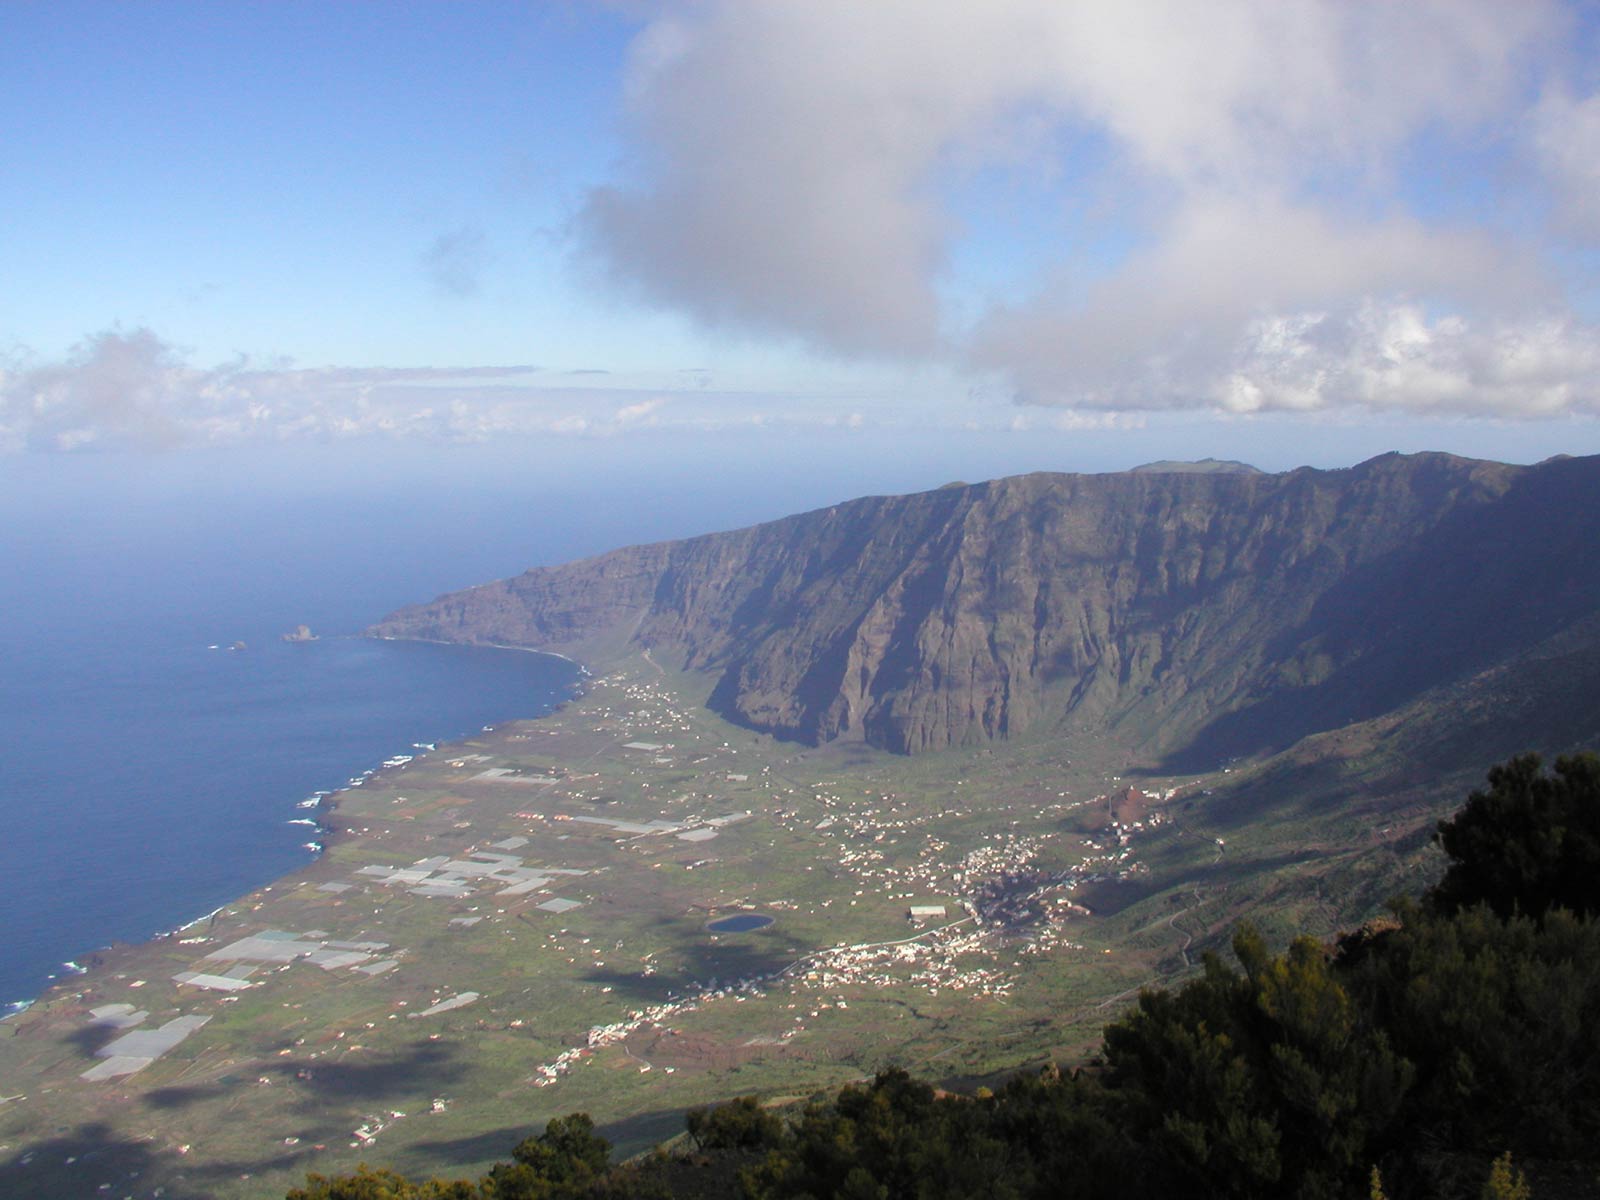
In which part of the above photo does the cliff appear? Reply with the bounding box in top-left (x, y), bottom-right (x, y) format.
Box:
top-left (370, 452), bottom-right (1600, 764)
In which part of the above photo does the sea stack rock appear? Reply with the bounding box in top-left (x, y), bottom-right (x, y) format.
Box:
top-left (282, 625), bottom-right (317, 643)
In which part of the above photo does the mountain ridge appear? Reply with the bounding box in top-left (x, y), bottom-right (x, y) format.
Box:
top-left (1127, 456), bottom-right (1262, 474)
top-left (370, 451), bottom-right (1600, 764)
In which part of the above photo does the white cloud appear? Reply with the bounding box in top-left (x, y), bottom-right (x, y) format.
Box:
top-left (613, 396), bottom-right (667, 424)
top-left (0, 329), bottom-right (985, 452)
top-left (0, 330), bottom-right (564, 451)
top-left (581, 2), bottom-right (976, 357)
top-left (973, 195), bottom-right (1540, 410)
top-left (1214, 301), bottom-right (1600, 416)
top-left (3, 329), bottom-right (204, 453)
top-left (1006, 410), bottom-right (1147, 433)
top-left (1532, 87), bottom-right (1600, 240)
top-left (578, 0), bottom-right (1596, 418)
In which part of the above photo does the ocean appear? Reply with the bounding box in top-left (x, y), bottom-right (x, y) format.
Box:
top-left (0, 632), bottom-right (579, 1010)
top-left (0, 464), bottom-right (601, 1009)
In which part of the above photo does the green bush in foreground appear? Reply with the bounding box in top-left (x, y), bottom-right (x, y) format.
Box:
top-left (287, 1164), bottom-right (479, 1200)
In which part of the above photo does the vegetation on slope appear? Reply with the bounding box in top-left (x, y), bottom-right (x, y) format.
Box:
top-left (291, 753), bottom-right (1600, 1200)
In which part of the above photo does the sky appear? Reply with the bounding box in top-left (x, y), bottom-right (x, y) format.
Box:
top-left (4, 0), bottom-right (1600, 475)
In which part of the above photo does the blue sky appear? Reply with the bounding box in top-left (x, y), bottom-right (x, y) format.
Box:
top-left (4, 1), bottom-right (1600, 470)
top-left (3, 3), bottom-right (640, 365)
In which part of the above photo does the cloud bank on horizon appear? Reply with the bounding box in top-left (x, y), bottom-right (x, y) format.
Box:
top-left (584, 0), bottom-right (1600, 417)
top-left (6, 0), bottom-right (1600, 453)
top-left (1, 328), bottom-right (1015, 454)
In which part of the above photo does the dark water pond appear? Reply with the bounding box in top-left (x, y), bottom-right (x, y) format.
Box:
top-left (707, 913), bottom-right (774, 933)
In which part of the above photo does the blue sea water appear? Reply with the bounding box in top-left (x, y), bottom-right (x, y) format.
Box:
top-left (0, 450), bottom-right (608, 1010)
top-left (0, 632), bottom-right (579, 1009)
top-left (0, 583), bottom-right (583, 1010)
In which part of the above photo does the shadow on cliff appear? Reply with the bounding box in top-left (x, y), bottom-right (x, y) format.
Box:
top-left (1156, 457), bottom-right (1600, 776)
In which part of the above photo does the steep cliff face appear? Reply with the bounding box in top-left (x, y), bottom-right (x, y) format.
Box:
top-left (370, 452), bottom-right (1600, 761)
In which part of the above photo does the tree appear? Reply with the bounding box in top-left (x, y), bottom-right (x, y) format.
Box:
top-left (1481, 1152), bottom-right (1531, 1200)
top-left (1338, 899), bottom-right (1600, 1171)
top-left (481, 1114), bottom-right (611, 1200)
top-left (1432, 752), bottom-right (1600, 920)
top-left (685, 1095), bottom-right (780, 1151)
top-left (1103, 926), bottom-right (1412, 1199)
top-left (287, 1166), bottom-right (478, 1200)
top-left (743, 1069), bottom-right (1026, 1200)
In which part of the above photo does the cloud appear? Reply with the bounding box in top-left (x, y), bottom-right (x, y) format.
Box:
top-left (579, 0), bottom-right (1599, 418)
top-left (613, 396), bottom-right (666, 424)
top-left (2, 329), bottom-right (205, 452)
top-left (0, 330), bottom-right (539, 452)
top-left (1532, 87), bottom-right (1600, 240)
top-left (279, 364), bottom-right (542, 386)
top-left (580, 1), bottom-right (1007, 357)
top-left (422, 226), bottom-right (489, 297)
top-left (972, 195), bottom-right (1544, 409)
top-left (0, 329), bottom-right (973, 452)
top-left (1214, 302), bottom-right (1600, 416)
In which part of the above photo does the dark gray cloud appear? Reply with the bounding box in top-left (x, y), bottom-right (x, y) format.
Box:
top-left (422, 226), bottom-right (490, 297)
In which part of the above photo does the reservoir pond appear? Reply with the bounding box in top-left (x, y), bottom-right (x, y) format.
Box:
top-left (707, 913), bottom-right (774, 933)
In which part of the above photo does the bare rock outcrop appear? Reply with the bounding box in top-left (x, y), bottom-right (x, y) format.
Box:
top-left (370, 452), bottom-right (1600, 762)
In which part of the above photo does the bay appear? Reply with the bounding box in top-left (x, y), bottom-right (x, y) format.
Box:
top-left (0, 621), bottom-right (578, 1010)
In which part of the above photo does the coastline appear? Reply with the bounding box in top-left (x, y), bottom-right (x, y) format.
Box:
top-left (3, 634), bottom-right (586, 1019)
top-left (366, 632), bottom-right (591, 672)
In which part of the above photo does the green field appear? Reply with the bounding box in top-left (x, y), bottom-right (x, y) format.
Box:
top-left (0, 653), bottom-right (1455, 1199)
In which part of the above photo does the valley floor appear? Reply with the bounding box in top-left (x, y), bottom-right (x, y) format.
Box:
top-left (0, 654), bottom-right (1442, 1200)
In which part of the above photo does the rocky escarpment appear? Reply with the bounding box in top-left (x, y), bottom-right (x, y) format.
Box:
top-left (370, 452), bottom-right (1600, 763)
